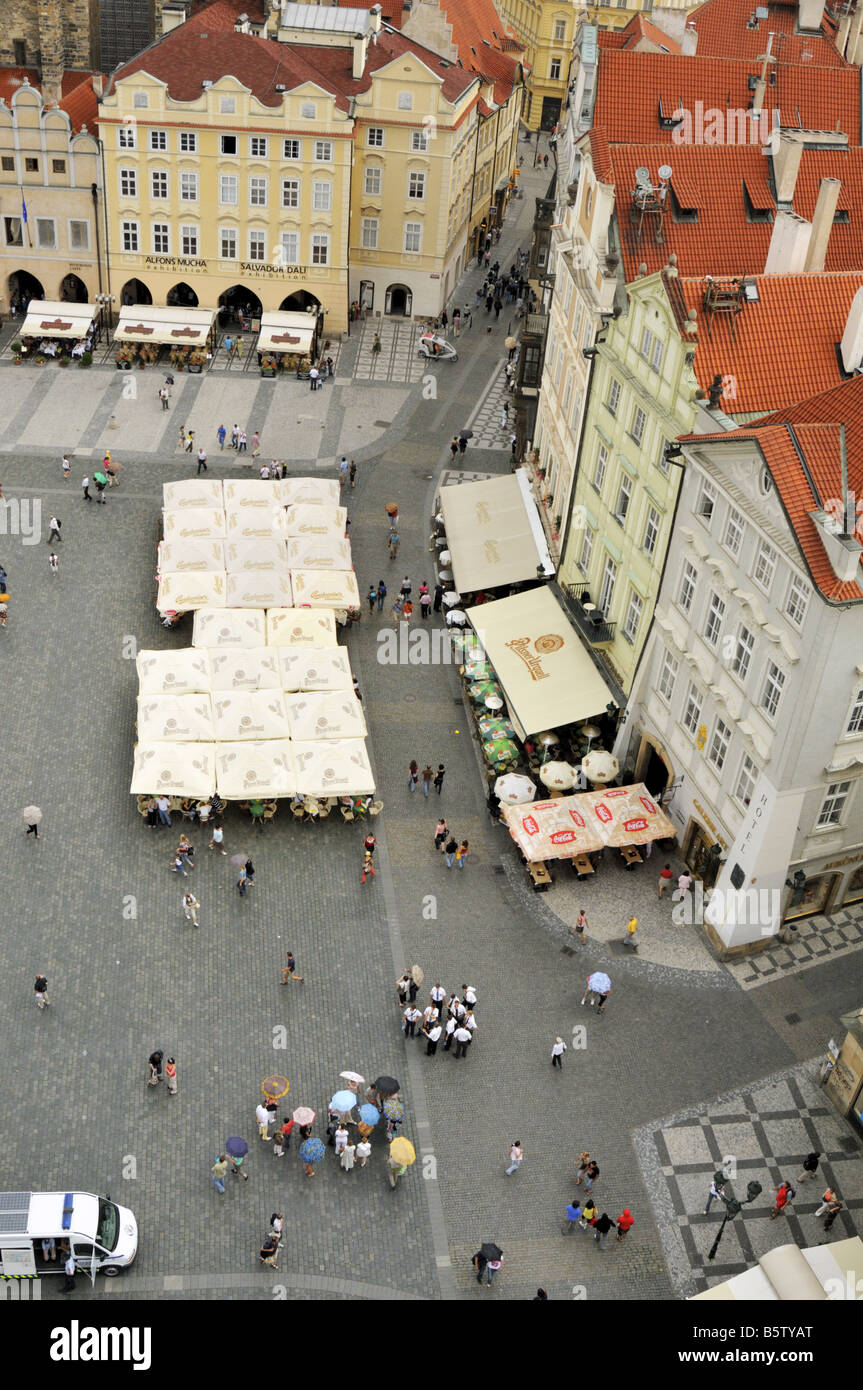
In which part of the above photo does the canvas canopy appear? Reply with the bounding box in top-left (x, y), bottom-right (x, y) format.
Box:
top-left (293, 739), bottom-right (375, 796)
top-left (208, 647), bottom-right (281, 692)
top-left (130, 741), bottom-right (215, 797)
top-left (258, 309), bottom-right (317, 356)
top-left (212, 691), bottom-right (291, 742)
top-left (225, 508), bottom-right (286, 540)
top-left (266, 607), bottom-right (337, 648)
top-left (136, 648), bottom-right (212, 696)
top-left (226, 570), bottom-right (293, 609)
top-left (214, 740), bottom-right (296, 800)
top-left (284, 504), bottom-right (346, 539)
top-left (193, 607), bottom-right (267, 649)
top-left (278, 647), bottom-right (352, 692)
top-left (159, 539), bottom-right (225, 573)
top-left (115, 303), bottom-right (215, 346)
top-left (157, 572), bottom-right (226, 614)
top-left (21, 300), bottom-right (96, 340)
top-left (225, 539), bottom-right (290, 573)
top-left (284, 691), bottom-right (367, 741)
top-left (286, 536), bottom-right (352, 571)
top-left (291, 569), bottom-right (359, 610)
top-left (163, 479), bottom-right (224, 510)
top-left (502, 783), bottom-right (676, 862)
top-left (279, 478), bottom-right (339, 507)
top-left (440, 471), bottom-right (553, 594)
top-left (163, 508), bottom-right (226, 541)
top-left (465, 587), bottom-right (617, 740)
top-left (136, 694), bottom-right (216, 743)
top-left (223, 479), bottom-right (282, 511)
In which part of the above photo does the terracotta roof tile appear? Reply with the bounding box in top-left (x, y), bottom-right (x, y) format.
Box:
top-left (690, 0), bottom-right (847, 68)
top-left (0, 67), bottom-right (100, 131)
top-left (588, 127), bottom-right (613, 184)
top-left (597, 15), bottom-right (681, 54)
top-left (438, 0), bottom-right (524, 105)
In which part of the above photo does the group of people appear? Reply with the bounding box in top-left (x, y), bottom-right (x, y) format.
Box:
top-left (398, 975), bottom-right (478, 1060)
top-left (560, 1151), bottom-right (634, 1251)
top-left (409, 761), bottom-right (446, 796)
top-left (389, 577), bottom-right (437, 624)
top-left (431, 816), bottom-right (469, 870)
top-left (474, 259), bottom-right (529, 322)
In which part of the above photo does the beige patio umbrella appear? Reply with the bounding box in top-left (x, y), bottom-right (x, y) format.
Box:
top-left (208, 647), bottom-right (281, 692)
top-left (226, 570), bottom-right (293, 609)
top-left (284, 691), bottom-right (367, 741)
top-left (266, 607), bottom-right (337, 648)
top-left (214, 741), bottom-right (296, 800)
top-left (278, 646), bottom-right (352, 692)
top-left (159, 539), bottom-right (225, 573)
top-left (582, 749), bottom-right (620, 784)
top-left (223, 478), bottom-right (282, 510)
top-left (212, 691), bottom-right (291, 742)
top-left (136, 694), bottom-right (216, 742)
top-left (130, 741), bottom-right (216, 798)
top-left (539, 760), bottom-right (577, 792)
top-left (225, 539), bottom-right (290, 573)
top-left (157, 571), bottom-right (226, 615)
top-left (162, 507), bottom-right (226, 541)
top-left (286, 536), bottom-right (352, 571)
top-left (290, 569), bottom-right (360, 610)
top-left (280, 477), bottom-right (340, 507)
top-left (163, 478), bottom-right (224, 510)
top-left (136, 648), bottom-right (212, 696)
top-left (293, 739), bottom-right (375, 797)
top-left (284, 504), bottom-right (347, 539)
top-left (192, 607), bottom-right (267, 649)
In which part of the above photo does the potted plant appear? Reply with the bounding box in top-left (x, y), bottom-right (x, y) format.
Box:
top-left (35, 354), bottom-right (46, 366)
top-left (260, 353), bottom-right (277, 378)
top-left (10, 340), bottom-right (21, 355)
top-left (187, 350), bottom-right (205, 374)
top-left (59, 356), bottom-right (70, 367)
top-left (116, 349), bottom-right (132, 369)
top-left (79, 351), bottom-right (92, 368)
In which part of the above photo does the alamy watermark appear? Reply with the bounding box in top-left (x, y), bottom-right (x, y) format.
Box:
top-left (673, 882), bottom-right (781, 934)
top-left (671, 104), bottom-right (781, 147)
top-left (0, 498), bottom-right (41, 545)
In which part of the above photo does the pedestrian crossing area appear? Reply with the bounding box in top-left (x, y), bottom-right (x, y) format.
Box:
top-left (467, 360), bottom-right (516, 449)
top-left (353, 319), bottom-right (427, 383)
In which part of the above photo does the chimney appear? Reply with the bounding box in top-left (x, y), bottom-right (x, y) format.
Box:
top-left (681, 23), bottom-right (698, 56)
top-left (369, 3), bottom-right (383, 33)
top-left (752, 75), bottom-right (767, 115)
top-left (40, 64), bottom-right (63, 106)
top-left (91, 73), bottom-right (104, 98)
top-left (797, 0), bottom-right (825, 32)
top-left (840, 286), bottom-right (863, 372)
top-left (837, 10), bottom-right (853, 56)
top-left (753, 32), bottom-right (775, 115)
top-left (763, 210), bottom-right (811, 273)
top-left (161, 1), bottom-right (189, 35)
top-left (771, 129), bottom-right (804, 204)
top-left (848, 4), bottom-right (863, 64)
top-left (803, 177), bottom-right (840, 272)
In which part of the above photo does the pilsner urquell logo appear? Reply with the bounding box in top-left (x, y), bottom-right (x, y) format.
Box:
top-left (503, 634), bottom-right (563, 682)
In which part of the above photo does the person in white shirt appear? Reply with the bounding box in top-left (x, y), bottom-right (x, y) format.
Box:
top-left (505, 1142), bottom-right (524, 1176)
top-left (403, 1005), bottom-right (422, 1038)
top-left (464, 1011), bottom-right (477, 1035)
top-left (256, 1102), bottom-right (272, 1141)
top-left (270, 1212), bottom-right (284, 1241)
top-left (182, 892), bottom-right (200, 927)
top-left (454, 1025), bottom-right (471, 1059)
top-left (430, 983), bottom-right (446, 1013)
top-left (422, 1004), bottom-right (439, 1029)
top-left (551, 1037), bottom-right (567, 1069)
top-left (424, 1022), bottom-right (442, 1055)
top-left (443, 1015), bottom-right (457, 1051)
top-left (338, 456), bottom-right (349, 486)
top-left (356, 1138), bottom-right (372, 1167)
top-left (463, 984), bottom-right (478, 1008)
top-left (334, 1124), bottom-right (349, 1155)
top-left (208, 824), bottom-right (226, 854)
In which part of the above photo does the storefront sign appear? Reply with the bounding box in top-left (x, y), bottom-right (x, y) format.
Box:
top-left (824, 852), bottom-right (863, 870)
top-left (144, 255), bottom-right (209, 271)
top-left (239, 262), bottom-right (307, 277)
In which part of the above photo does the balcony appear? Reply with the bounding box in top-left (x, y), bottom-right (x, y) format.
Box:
top-left (562, 585), bottom-right (616, 646)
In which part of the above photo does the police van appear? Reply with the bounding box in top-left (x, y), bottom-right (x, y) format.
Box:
top-left (0, 1192), bottom-right (138, 1283)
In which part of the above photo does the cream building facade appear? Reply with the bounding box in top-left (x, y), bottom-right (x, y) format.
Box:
top-left (496, 0), bottom-right (576, 130)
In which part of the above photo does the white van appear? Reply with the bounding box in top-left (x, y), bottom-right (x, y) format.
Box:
top-left (0, 1192), bottom-right (137, 1283)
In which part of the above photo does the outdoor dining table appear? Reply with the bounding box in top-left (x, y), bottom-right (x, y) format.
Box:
top-left (438, 569), bottom-right (454, 585)
top-left (442, 590), bottom-right (461, 607)
top-left (621, 845), bottom-right (643, 869)
top-left (572, 854), bottom-right (595, 879)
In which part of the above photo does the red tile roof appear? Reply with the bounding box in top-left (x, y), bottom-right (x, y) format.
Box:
top-left (588, 127), bottom-right (613, 184)
top-left (593, 51), bottom-right (861, 144)
top-left (0, 67), bottom-right (100, 131)
top-left (597, 15), bottom-right (682, 55)
top-left (437, 0), bottom-right (525, 105)
top-left (608, 143), bottom-right (863, 281)
top-left (335, 0), bottom-right (405, 25)
top-left (690, 0), bottom-right (847, 68)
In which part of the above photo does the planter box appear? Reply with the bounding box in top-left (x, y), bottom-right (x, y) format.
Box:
top-left (260, 368), bottom-right (276, 378)
top-left (187, 363), bottom-right (202, 374)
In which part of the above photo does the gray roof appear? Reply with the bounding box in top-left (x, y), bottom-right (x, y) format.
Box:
top-left (280, 2), bottom-right (374, 34)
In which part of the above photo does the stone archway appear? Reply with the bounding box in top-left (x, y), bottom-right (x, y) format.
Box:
top-left (219, 285), bottom-right (262, 327)
top-left (385, 283), bottom-right (412, 317)
top-left (8, 269), bottom-right (45, 312)
top-left (166, 281), bottom-right (198, 308)
top-left (60, 272), bottom-right (89, 302)
top-left (120, 278), bottom-right (152, 306)
top-left (279, 290), bottom-right (321, 315)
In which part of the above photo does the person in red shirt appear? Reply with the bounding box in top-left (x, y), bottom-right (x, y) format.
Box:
top-left (616, 1209), bottom-right (635, 1242)
top-left (279, 1118), bottom-right (294, 1151)
top-left (770, 1181), bottom-right (794, 1219)
top-left (658, 864), bottom-right (674, 898)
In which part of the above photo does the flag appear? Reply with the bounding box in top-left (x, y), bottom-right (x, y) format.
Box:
top-left (21, 195), bottom-right (27, 223)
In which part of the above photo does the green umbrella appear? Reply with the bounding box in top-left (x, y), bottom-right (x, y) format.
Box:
top-left (93, 471), bottom-right (107, 485)
top-left (483, 736), bottom-right (519, 765)
top-left (464, 660), bottom-right (493, 681)
top-left (478, 715), bottom-right (516, 740)
top-left (469, 680), bottom-right (502, 703)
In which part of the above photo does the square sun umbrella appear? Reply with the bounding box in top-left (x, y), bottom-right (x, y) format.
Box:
top-left (483, 736), bottom-right (519, 767)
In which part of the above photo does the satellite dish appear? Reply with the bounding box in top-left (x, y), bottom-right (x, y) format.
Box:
top-left (658, 164), bottom-right (673, 181)
top-left (634, 166), bottom-right (651, 185)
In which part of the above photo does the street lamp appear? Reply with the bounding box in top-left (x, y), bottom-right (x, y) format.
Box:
top-left (707, 1172), bottom-right (762, 1262)
top-left (95, 292), bottom-right (116, 335)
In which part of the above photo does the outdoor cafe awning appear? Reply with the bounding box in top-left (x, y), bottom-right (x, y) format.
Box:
top-left (502, 783), bottom-right (677, 862)
top-left (439, 470), bottom-right (553, 595)
top-left (465, 587), bottom-right (617, 741)
top-left (258, 309), bottom-right (317, 356)
top-left (20, 300), bottom-right (97, 339)
top-left (115, 304), bottom-right (216, 346)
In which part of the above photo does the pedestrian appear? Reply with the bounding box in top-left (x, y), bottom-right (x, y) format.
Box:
top-left (182, 891), bottom-right (200, 927)
top-left (272, 1129), bottom-right (286, 1158)
top-left (81, 474), bottom-right (91, 501)
top-left (583, 1160), bottom-right (600, 1193)
top-left (397, 971), bottom-right (412, 1005)
top-left (34, 973), bottom-right (49, 1009)
top-left (148, 1050), bottom-right (163, 1087)
top-left (463, 305), bottom-right (472, 330)
top-left (367, 583), bottom-right (377, 613)
top-left (616, 1209), bottom-right (635, 1242)
top-left (196, 447), bottom-right (208, 475)
top-left (211, 1154), bottom-right (228, 1193)
top-left (402, 598), bottom-right (413, 623)
top-left (231, 424), bottom-right (239, 449)
top-left (376, 579), bottom-right (387, 612)
top-left (279, 1117), bottom-right (294, 1151)
top-left (454, 1024), bottom-right (471, 1058)
top-left (217, 424), bottom-right (227, 450)
top-left (443, 1014), bottom-right (457, 1050)
top-left (485, 1255), bottom-right (502, 1287)
top-left (579, 1199), bottom-right (598, 1230)
top-left (47, 514), bottom-right (62, 543)
top-left (408, 759), bottom-right (419, 792)
top-left (281, 951), bottom-right (304, 983)
top-left (403, 1004), bottom-right (422, 1037)
top-left (256, 1101), bottom-right (272, 1141)
top-left (24, 811), bottom-right (40, 838)
top-left (798, 1151), bottom-right (821, 1183)
top-left (673, 871), bottom-right (693, 903)
top-left (372, 333), bottom-right (381, 355)
top-left (340, 1141), bottom-right (356, 1173)
top-left (356, 1138), bottom-right (372, 1167)
top-left (408, 974), bottom-right (420, 1004)
top-left (434, 818), bottom-right (448, 852)
top-left (165, 1057), bottom-right (178, 1095)
top-left (564, 1202), bottom-right (582, 1232)
top-left (309, 365), bottom-right (319, 390)
top-left (494, 297), bottom-right (502, 319)
top-left (361, 849), bottom-right (375, 883)
top-left (455, 839), bottom-right (469, 869)
top-left (458, 435), bottom-right (467, 456)
top-left (551, 1036), bottom-right (567, 1069)
top-left (444, 835), bottom-right (458, 869)
top-left (433, 582), bottom-right (444, 613)
top-left (61, 1251), bottom-right (77, 1293)
top-left (94, 476), bottom-right (107, 504)
top-left (251, 431), bottom-right (260, 457)
top-left (424, 1021), bottom-right (442, 1055)
top-left (185, 430), bottom-right (195, 453)
top-left (770, 1180), bottom-right (794, 1219)
top-left (244, 858), bottom-right (255, 890)
top-left (625, 914), bottom-right (639, 949)
top-left (658, 863), bottom-right (674, 897)
top-left (593, 1212), bottom-right (616, 1251)
top-left (574, 1152), bottom-right (591, 1185)
top-left (704, 1178), bottom-right (726, 1213)
top-left (500, 403), bottom-right (509, 429)
top-left (422, 1002), bottom-right (440, 1031)
top-left (823, 1194), bottom-right (844, 1231)
top-left (570, 909), bottom-right (588, 944)
top-left (391, 595), bottom-right (404, 626)
top-left (543, 153), bottom-right (549, 168)
top-left (237, 864), bottom-right (248, 896)
top-left (400, 574), bottom-right (412, 600)
top-left (238, 430), bottom-right (247, 452)
top-left (259, 1234), bottom-right (280, 1270)
top-left (209, 824), bottom-right (227, 855)
top-left (169, 851), bottom-right (187, 877)
top-left (159, 384), bottom-right (170, 411)
top-left (48, 551), bottom-right (59, 577)
top-left (434, 764), bottom-right (446, 794)
top-left (814, 1186), bottom-right (837, 1218)
top-left (349, 460), bottom-right (357, 488)
top-left (176, 833), bottom-right (195, 870)
top-left (421, 763), bottom-right (434, 797)
top-left (61, 454), bottom-right (72, 482)
top-left (505, 1141), bottom-right (524, 1176)
top-left (334, 1123), bottom-right (349, 1156)
top-left (450, 435), bottom-right (459, 461)
top-left (472, 1250), bottom-right (488, 1283)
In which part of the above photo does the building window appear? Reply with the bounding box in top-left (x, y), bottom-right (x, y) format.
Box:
top-left (133, 92), bottom-right (148, 109)
top-left (69, 220), bottom-right (89, 249)
top-left (283, 138), bottom-right (301, 160)
top-left (696, 480), bottom-right (716, 523)
top-left (314, 140), bottom-right (333, 162)
top-left (761, 660), bottom-right (785, 719)
top-left (121, 220), bottom-right (139, 251)
top-left (151, 170), bottom-right (168, 199)
top-left (578, 526), bottom-right (593, 574)
top-left (623, 590), bottom-right (643, 644)
top-left (411, 130), bottom-right (429, 152)
top-left (250, 136), bottom-right (268, 157)
top-left (248, 230), bottom-right (266, 261)
top-left (630, 406), bottom-right (646, 445)
top-left (180, 224), bottom-right (198, 256)
top-left (120, 167), bottom-right (137, 198)
top-left (149, 130), bottom-right (167, 151)
top-left (119, 124), bottom-right (136, 148)
top-left (408, 170), bottom-right (426, 200)
top-left (3, 216), bottom-right (22, 246)
top-left (723, 507), bottom-right (745, 556)
top-left (754, 539), bottom-right (777, 593)
top-left (682, 680), bottom-right (702, 736)
top-left (220, 135), bottom-right (237, 156)
top-left (219, 174), bottom-right (238, 205)
top-left (731, 624), bottom-right (754, 682)
top-left (656, 439), bottom-right (671, 477)
top-left (52, 158), bottom-right (66, 174)
top-left (658, 650), bottom-right (678, 703)
top-left (220, 97), bottom-right (235, 114)
top-left (554, 17), bottom-right (566, 41)
top-left (220, 226), bottom-right (237, 259)
top-left (605, 379), bottom-right (620, 415)
top-left (817, 780), bottom-right (851, 828)
top-left (613, 474), bottom-right (632, 525)
top-left (643, 506), bottom-right (660, 556)
top-left (152, 222), bottom-right (169, 254)
top-left (404, 221), bottom-right (422, 252)
top-left (735, 754), bottom-right (758, 808)
top-left (1, 156), bottom-right (14, 172)
top-left (312, 180), bottom-right (331, 211)
top-left (300, 102), bottom-right (316, 119)
top-left (36, 218), bottom-right (56, 249)
top-left (361, 216), bottom-right (379, 249)
top-left (281, 178), bottom-right (299, 208)
top-left (367, 127), bottom-right (384, 147)
top-left (364, 165), bottom-right (382, 196)
top-left (180, 171), bottom-right (198, 201)
top-left (249, 176), bottom-right (268, 206)
top-left (397, 92), bottom-right (413, 110)
top-left (704, 591), bottom-right (725, 647)
top-left (678, 560), bottom-right (697, 613)
top-left (785, 575), bottom-right (810, 627)
top-left (280, 231), bottom-right (299, 264)
top-left (846, 689), bottom-right (863, 735)
top-left (598, 554), bottom-right (617, 613)
top-left (311, 233), bottom-right (329, 265)
top-left (708, 718), bottom-right (732, 772)
top-left (550, 57), bottom-right (562, 80)
top-left (179, 131), bottom-right (197, 153)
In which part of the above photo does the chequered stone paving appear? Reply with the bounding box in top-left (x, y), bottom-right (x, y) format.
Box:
top-left (724, 904), bottom-right (863, 990)
top-left (465, 359), bottom-right (516, 449)
top-left (352, 319), bottom-right (426, 384)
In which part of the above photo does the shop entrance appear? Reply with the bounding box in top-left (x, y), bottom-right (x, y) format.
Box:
top-left (385, 283), bottom-right (412, 317)
top-left (682, 820), bottom-right (720, 890)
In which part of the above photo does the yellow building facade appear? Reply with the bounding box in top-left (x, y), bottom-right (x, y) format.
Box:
top-left (496, 0), bottom-right (575, 130)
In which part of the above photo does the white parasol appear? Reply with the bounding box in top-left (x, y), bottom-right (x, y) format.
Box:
top-left (582, 749), bottom-right (620, 784)
top-left (494, 774), bottom-right (536, 805)
top-left (539, 760), bottom-right (577, 791)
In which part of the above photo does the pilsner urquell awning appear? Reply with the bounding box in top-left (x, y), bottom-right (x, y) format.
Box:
top-left (439, 471), bottom-right (553, 594)
top-left (465, 587), bottom-right (617, 741)
top-left (21, 300), bottom-right (97, 340)
top-left (258, 309), bottom-right (317, 356)
top-left (115, 304), bottom-right (215, 346)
